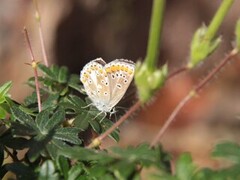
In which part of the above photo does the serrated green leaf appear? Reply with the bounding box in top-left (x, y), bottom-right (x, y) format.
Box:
top-left (36, 109), bottom-right (50, 134)
top-left (24, 91), bottom-right (38, 106)
top-left (58, 66), bottom-right (68, 83)
top-left (11, 122), bottom-right (37, 136)
top-left (0, 81), bottom-right (12, 104)
top-left (54, 127), bottom-right (82, 145)
top-left (38, 64), bottom-right (56, 80)
top-left (69, 95), bottom-right (85, 109)
top-left (39, 160), bottom-right (59, 180)
top-left (41, 94), bottom-right (59, 111)
top-left (175, 153), bottom-right (196, 180)
top-left (11, 106), bottom-right (36, 129)
top-left (89, 119), bottom-right (101, 133)
top-left (212, 141), bottom-right (240, 163)
top-left (41, 108), bottom-right (65, 133)
top-left (56, 156), bottom-right (69, 179)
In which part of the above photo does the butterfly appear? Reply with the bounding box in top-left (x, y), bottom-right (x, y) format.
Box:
top-left (80, 58), bottom-right (135, 114)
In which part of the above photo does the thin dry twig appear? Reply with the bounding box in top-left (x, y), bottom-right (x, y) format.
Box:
top-left (23, 27), bottom-right (42, 112)
top-left (34, 0), bottom-right (49, 67)
top-left (150, 49), bottom-right (239, 147)
top-left (87, 100), bottom-right (142, 148)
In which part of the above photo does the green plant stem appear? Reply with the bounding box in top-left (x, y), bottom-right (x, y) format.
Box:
top-left (204, 0), bottom-right (234, 41)
top-left (150, 49), bottom-right (239, 147)
top-left (145, 0), bottom-right (165, 71)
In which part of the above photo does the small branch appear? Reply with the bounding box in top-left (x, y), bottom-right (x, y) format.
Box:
top-left (150, 92), bottom-right (193, 147)
top-left (4, 147), bottom-right (19, 162)
top-left (150, 49), bottom-right (239, 147)
top-left (87, 100), bottom-right (142, 148)
top-left (195, 49), bottom-right (238, 93)
top-left (23, 28), bottom-right (42, 112)
top-left (167, 66), bottom-right (188, 80)
top-left (34, 0), bottom-right (49, 67)
top-left (23, 27), bottom-right (35, 61)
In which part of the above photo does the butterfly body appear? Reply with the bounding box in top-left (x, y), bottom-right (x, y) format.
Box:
top-left (80, 58), bottom-right (135, 113)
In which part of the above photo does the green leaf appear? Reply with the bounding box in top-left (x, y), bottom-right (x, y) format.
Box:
top-left (0, 130), bottom-right (28, 150)
top-left (39, 160), bottom-right (59, 180)
top-left (175, 153), bottom-right (196, 180)
top-left (68, 163), bottom-right (84, 180)
top-left (54, 127), bottom-right (82, 145)
top-left (38, 64), bottom-right (56, 80)
top-left (212, 141), bottom-right (240, 163)
top-left (27, 131), bottom-right (55, 162)
top-left (41, 93), bottom-right (59, 111)
top-left (101, 119), bottom-right (120, 142)
top-left (59, 146), bottom-right (112, 162)
top-left (0, 106), bottom-right (7, 119)
top-left (74, 113), bottom-right (89, 130)
top-left (58, 66), bottom-right (68, 83)
top-left (56, 156), bottom-right (69, 179)
top-left (110, 144), bottom-right (171, 171)
top-left (11, 122), bottom-right (37, 136)
top-left (11, 105), bottom-right (36, 129)
top-left (69, 95), bottom-right (85, 109)
top-left (3, 162), bottom-right (36, 180)
top-left (0, 144), bottom-right (4, 166)
top-left (40, 108), bottom-right (65, 133)
top-left (111, 160), bottom-right (136, 180)
top-left (68, 74), bottom-right (84, 93)
top-left (89, 119), bottom-right (101, 133)
top-left (50, 65), bottom-right (60, 79)
top-left (36, 109), bottom-right (50, 134)
top-left (0, 81), bottom-right (12, 104)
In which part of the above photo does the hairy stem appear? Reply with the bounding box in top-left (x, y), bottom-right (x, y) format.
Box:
top-left (87, 100), bottom-right (142, 148)
top-left (23, 28), bottom-right (42, 112)
top-left (151, 49), bottom-right (239, 147)
top-left (34, 0), bottom-right (49, 67)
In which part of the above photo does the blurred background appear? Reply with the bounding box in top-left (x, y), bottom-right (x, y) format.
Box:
top-left (0, 0), bottom-right (240, 168)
